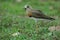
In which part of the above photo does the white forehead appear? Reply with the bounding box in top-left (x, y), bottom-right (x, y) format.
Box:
top-left (24, 5), bottom-right (28, 8)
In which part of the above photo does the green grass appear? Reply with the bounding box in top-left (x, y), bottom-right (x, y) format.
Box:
top-left (0, 0), bottom-right (60, 40)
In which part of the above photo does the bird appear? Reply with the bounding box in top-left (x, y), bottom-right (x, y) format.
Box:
top-left (24, 5), bottom-right (55, 21)
top-left (24, 5), bottom-right (55, 33)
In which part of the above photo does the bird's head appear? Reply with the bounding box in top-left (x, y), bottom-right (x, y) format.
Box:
top-left (24, 5), bottom-right (32, 10)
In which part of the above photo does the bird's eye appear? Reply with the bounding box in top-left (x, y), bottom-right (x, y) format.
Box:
top-left (27, 6), bottom-right (29, 8)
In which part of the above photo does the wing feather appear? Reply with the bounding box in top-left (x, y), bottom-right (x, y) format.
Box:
top-left (31, 10), bottom-right (55, 20)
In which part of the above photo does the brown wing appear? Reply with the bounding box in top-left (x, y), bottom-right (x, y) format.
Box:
top-left (31, 10), bottom-right (55, 20)
top-left (31, 10), bottom-right (47, 18)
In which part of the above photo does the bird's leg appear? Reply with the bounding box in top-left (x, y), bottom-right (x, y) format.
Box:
top-left (35, 20), bottom-right (39, 33)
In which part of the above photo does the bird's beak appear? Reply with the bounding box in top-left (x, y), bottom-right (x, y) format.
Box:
top-left (24, 8), bottom-right (26, 10)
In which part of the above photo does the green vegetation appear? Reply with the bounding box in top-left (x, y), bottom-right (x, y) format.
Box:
top-left (0, 0), bottom-right (60, 40)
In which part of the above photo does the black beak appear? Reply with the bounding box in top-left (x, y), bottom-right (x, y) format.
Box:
top-left (24, 8), bottom-right (26, 10)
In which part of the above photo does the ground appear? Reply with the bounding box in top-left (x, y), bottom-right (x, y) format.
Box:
top-left (0, 0), bottom-right (60, 40)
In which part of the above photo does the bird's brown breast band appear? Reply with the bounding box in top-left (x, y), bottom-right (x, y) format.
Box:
top-left (28, 12), bottom-right (32, 17)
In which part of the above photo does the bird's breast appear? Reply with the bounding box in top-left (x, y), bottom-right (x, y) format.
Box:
top-left (27, 12), bottom-right (32, 17)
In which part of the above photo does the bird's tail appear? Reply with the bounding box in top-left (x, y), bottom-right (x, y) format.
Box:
top-left (42, 16), bottom-right (55, 20)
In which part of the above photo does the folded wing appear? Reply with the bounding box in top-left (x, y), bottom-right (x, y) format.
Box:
top-left (31, 10), bottom-right (55, 20)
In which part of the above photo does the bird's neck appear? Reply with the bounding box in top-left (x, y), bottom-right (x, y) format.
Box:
top-left (26, 8), bottom-right (32, 14)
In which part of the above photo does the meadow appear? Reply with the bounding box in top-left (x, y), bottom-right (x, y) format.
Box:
top-left (0, 0), bottom-right (60, 40)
